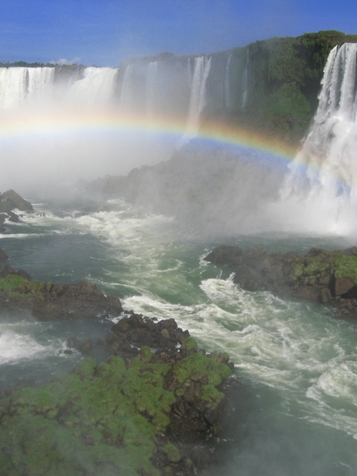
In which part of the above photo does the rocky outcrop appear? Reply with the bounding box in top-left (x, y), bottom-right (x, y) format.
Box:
top-left (0, 264), bottom-right (123, 320)
top-left (205, 245), bottom-right (357, 315)
top-left (0, 314), bottom-right (236, 476)
top-left (0, 249), bottom-right (8, 263)
top-left (85, 141), bottom-right (287, 237)
top-left (0, 189), bottom-right (33, 232)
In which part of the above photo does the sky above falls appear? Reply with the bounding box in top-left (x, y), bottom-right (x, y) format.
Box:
top-left (1, 0), bottom-right (356, 66)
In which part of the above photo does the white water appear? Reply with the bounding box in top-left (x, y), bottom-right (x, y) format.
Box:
top-left (269, 43), bottom-right (357, 236)
top-left (185, 55), bottom-right (212, 136)
top-left (225, 54), bottom-right (232, 109)
top-left (2, 199), bottom-right (357, 475)
top-left (0, 67), bottom-right (55, 109)
top-left (118, 63), bottom-right (134, 112)
top-left (241, 48), bottom-right (249, 108)
top-left (145, 61), bottom-right (159, 119)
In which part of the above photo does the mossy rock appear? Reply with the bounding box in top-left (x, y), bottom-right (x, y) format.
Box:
top-left (163, 443), bottom-right (181, 463)
top-left (0, 274), bottom-right (45, 300)
top-left (0, 342), bottom-right (233, 475)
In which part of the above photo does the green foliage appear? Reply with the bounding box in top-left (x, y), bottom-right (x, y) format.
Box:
top-left (207, 30), bottom-right (357, 144)
top-left (257, 83), bottom-right (312, 138)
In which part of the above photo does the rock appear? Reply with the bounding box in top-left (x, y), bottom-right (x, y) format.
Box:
top-left (205, 245), bottom-right (357, 318)
top-left (0, 320), bottom-right (237, 476)
top-left (32, 280), bottom-right (123, 321)
top-left (0, 189), bottom-right (33, 212)
top-left (0, 266), bottom-right (123, 320)
top-left (0, 249), bottom-right (8, 263)
top-left (0, 215), bottom-right (5, 232)
top-left (103, 313), bottom-right (189, 355)
top-left (334, 277), bottom-right (355, 297)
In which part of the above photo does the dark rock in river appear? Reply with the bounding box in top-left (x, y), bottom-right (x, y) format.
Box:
top-left (0, 249), bottom-right (8, 263)
top-left (0, 265), bottom-right (123, 320)
top-left (205, 245), bottom-right (357, 316)
top-left (0, 189), bottom-right (33, 232)
top-left (0, 313), bottom-right (236, 476)
top-left (0, 189), bottom-right (33, 213)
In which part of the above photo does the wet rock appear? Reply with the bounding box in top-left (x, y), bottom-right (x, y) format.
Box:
top-left (0, 249), bottom-right (8, 263)
top-left (0, 265), bottom-right (123, 320)
top-left (104, 314), bottom-right (189, 354)
top-left (334, 277), bottom-right (355, 297)
top-left (205, 245), bottom-right (357, 318)
top-left (0, 189), bottom-right (33, 212)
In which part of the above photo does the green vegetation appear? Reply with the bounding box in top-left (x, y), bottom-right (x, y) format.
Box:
top-left (0, 274), bottom-right (45, 300)
top-left (334, 254), bottom-right (357, 283)
top-left (290, 250), bottom-right (357, 287)
top-left (205, 30), bottom-right (357, 145)
top-left (0, 348), bottom-right (232, 475)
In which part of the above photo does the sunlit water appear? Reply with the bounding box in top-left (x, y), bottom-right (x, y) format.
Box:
top-left (1, 197), bottom-right (357, 475)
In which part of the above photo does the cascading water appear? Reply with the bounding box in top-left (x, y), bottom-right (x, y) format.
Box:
top-left (225, 53), bottom-right (232, 109)
top-left (0, 67), bottom-right (55, 109)
top-left (65, 67), bottom-right (118, 106)
top-left (145, 61), bottom-right (159, 119)
top-left (0, 66), bottom-right (118, 109)
top-left (1, 45), bottom-right (357, 476)
top-left (275, 43), bottom-right (357, 235)
top-left (241, 48), bottom-right (249, 108)
top-left (183, 55), bottom-right (212, 139)
top-left (118, 63), bottom-right (134, 112)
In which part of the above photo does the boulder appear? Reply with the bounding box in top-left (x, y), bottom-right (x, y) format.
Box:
top-left (0, 249), bottom-right (8, 263)
top-left (205, 245), bottom-right (357, 318)
top-left (0, 189), bottom-right (33, 212)
top-left (0, 266), bottom-right (123, 320)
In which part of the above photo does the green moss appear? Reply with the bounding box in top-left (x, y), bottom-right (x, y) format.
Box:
top-left (289, 251), bottom-right (357, 287)
top-left (0, 347), bottom-right (232, 475)
top-left (0, 274), bottom-right (45, 300)
top-left (163, 443), bottom-right (181, 463)
top-left (183, 337), bottom-right (198, 352)
top-left (171, 352), bottom-right (232, 408)
top-left (290, 252), bottom-right (331, 284)
top-left (334, 253), bottom-right (357, 283)
top-left (73, 357), bottom-right (97, 380)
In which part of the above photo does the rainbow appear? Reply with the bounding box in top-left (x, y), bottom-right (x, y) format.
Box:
top-left (0, 107), bottom-right (298, 163)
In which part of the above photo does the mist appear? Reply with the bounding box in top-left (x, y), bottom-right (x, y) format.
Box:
top-left (0, 66), bottom-right (178, 198)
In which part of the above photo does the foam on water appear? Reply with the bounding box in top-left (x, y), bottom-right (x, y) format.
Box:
top-left (0, 329), bottom-right (47, 365)
top-left (124, 270), bottom-right (357, 438)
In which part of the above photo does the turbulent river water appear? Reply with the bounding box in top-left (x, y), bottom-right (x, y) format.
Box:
top-left (1, 195), bottom-right (357, 475)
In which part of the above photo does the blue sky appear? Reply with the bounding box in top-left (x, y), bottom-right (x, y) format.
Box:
top-left (1, 0), bottom-right (357, 66)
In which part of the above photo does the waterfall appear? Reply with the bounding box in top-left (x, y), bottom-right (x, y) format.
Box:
top-left (185, 56), bottom-right (212, 136)
top-left (287, 43), bottom-right (357, 195)
top-left (277, 43), bottom-right (357, 235)
top-left (119, 64), bottom-right (134, 112)
top-left (145, 61), bottom-right (159, 119)
top-left (66, 67), bottom-right (118, 106)
top-left (0, 67), bottom-right (55, 109)
top-left (241, 48), bottom-right (249, 108)
top-left (0, 66), bottom-right (118, 110)
top-left (224, 54), bottom-right (232, 109)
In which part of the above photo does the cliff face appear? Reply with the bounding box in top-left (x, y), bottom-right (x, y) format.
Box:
top-left (2, 30), bottom-right (356, 145)
top-left (204, 30), bottom-right (357, 144)
top-left (115, 30), bottom-right (357, 145)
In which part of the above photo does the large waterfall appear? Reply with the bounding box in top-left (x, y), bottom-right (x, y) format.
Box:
top-left (275, 43), bottom-right (357, 236)
top-left (0, 66), bottom-right (118, 109)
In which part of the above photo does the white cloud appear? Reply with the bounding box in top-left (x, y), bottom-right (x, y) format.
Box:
top-left (50, 57), bottom-right (81, 65)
